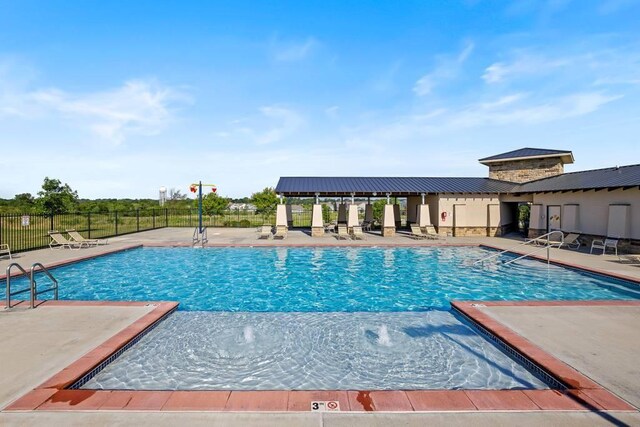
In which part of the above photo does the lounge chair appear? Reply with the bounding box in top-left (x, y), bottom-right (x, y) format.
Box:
top-left (424, 225), bottom-right (444, 240)
top-left (257, 225), bottom-right (273, 239)
top-left (539, 232), bottom-right (581, 249)
top-left (590, 238), bottom-right (619, 255)
top-left (49, 231), bottom-right (89, 250)
top-left (618, 254), bottom-right (640, 264)
top-left (560, 233), bottom-right (581, 250)
top-left (336, 225), bottom-right (350, 240)
top-left (0, 243), bottom-right (11, 260)
top-left (66, 229), bottom-right (108, 246)
top-left (273, 225), bottom-right (288, 240)
top-left (351, 225), bottom-right (365, 240)
top-left (409, 224), bottom-right (428, 240)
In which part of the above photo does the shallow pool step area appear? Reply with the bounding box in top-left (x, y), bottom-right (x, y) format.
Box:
top-left (79, 311), bottom-right (551, 391)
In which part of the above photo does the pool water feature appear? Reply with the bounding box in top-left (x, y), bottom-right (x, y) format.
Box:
top-left (82, 311), bottom-right (549, 391)
top-left (29, 246), bottom-right (637, 391)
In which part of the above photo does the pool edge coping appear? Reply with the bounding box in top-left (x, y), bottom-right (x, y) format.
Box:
top-left (3, 300), bottom-right (637, 413)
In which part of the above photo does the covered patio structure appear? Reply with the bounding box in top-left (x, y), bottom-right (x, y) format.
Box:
top-left (274, 177), bottom-right (517, 237)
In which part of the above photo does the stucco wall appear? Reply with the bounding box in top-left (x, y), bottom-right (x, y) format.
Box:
top-left (531, 188), bottom-right (640, 239)
top-left (437, 195), bottom-right (501, 227)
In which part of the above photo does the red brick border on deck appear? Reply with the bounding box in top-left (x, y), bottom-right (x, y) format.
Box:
top-left (451, 300), bottom-right (639, 412)
top-left (5, 300), bottom-right (638, 412)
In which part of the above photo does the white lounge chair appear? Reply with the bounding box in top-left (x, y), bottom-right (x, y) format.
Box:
top-left (336, 225), bottom-right (350, 240)
top-left (273, 226), bottom-right (288, 240)
top-left (66, 229), bottom-right (108, 246)
top-left (351, 225), bottom-right (365, 240)
top-left (0, 243), bottom-right (11, 260)
top-left (257, 225), bottom-right (273, 239)
top-left (590, 238), bottom-right (618, 255)
top-left (409, 224), bottom-right (428, 240)
top-left (560, 233), bottom-right (581, 250)
top-left (618, 254), bottom-right (640, 264)
top-left (542, 232), bottom-right (581, 250)
top-left (49, 231), bottom-right (89, 250)
top-left (424, 225), bottom-right (444, 240)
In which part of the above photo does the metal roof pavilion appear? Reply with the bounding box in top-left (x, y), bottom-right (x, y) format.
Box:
top-left (275, 164), bottom-right (640, 197)
top-left (275, 177), bottom-right (517, 197)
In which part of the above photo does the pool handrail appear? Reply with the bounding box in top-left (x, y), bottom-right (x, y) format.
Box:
top-left (30, 263), bottom-right (59, 308)
top-left (473, 230), bottom-right (565, 266)
top-left (5, 262), bottom-right (58, 309)
top-left (5, 263), bottom-right (29, 309)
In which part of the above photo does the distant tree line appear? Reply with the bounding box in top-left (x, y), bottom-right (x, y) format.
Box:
top-left (0, 178), bottom-right (282, 216)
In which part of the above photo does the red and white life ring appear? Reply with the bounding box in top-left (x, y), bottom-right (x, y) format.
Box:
top-left (441, 212), bottom-right (447, 222)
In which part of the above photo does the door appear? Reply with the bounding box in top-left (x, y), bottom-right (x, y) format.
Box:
top-left (547, 205), bottom-right (561, 232)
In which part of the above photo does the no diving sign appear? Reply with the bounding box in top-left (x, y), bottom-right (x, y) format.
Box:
top-left (311, 401), bottom-right (340, 412)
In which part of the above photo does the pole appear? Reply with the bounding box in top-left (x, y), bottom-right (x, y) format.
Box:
top-left (198, 180), bottom-right (203, 234)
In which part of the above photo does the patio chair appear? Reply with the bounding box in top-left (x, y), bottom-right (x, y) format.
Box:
top-left (257, 225), bottom-right (273, 239)
top-left (273, 225), bottom-right (288, 240)
top-left (49, 231), bottom-right (89, 250)
top-left (361, 221), bottom-right (372, 232)
top-left (0, 243), bottom-right (11, 260)
top-left (424, 225), bottom-right (444, 240)
top-left (590, 238), bottom-right (619, 256)
top-left (66, 229), bottom-right (108, 246)
top-left (351, 225), bottom-right (365, 240)
top-left (409, 224), bottom-right (428, 240)
top-left (336, 224), bottom-right (350, 240)
top-left (324, 223), bottom-right (336, 233)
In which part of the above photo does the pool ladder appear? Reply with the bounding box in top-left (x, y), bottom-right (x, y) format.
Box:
top-left (5, 262), bottom-right (58, 309)
top-left (473, 230), bottom-right (565, 266)
top-left (192, 226), bottom-right (208, 247)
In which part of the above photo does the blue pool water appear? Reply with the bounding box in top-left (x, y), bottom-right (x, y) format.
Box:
top-left (30, 246), bottom-right (640, 311)
top-left (34, 246), bottom-right (636, 391)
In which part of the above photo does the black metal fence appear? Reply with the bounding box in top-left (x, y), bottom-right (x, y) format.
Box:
top-left (0, 208), bottom-right (316, 253)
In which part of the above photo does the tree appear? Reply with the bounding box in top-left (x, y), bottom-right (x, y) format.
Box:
top-left (169, 189), bottom-right (187, 200)
top-left (36, 177), bottom-right (78, 214)
top-left (322, 204), bottom-right (331, 223)
top-left (14, 193), bottom-right (35, 212)
top-left (372, 199), bottom-right (387, 222)
top-left (194, 192), bottom-right (230, 216)
top-left (251, 187), bottom-right (278, 215)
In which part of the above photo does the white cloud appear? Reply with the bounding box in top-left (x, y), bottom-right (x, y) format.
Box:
top-left (219, 105), bottom-right (305, 145)
top-left (483, 54), bottom-right (568, 84)
top-left (413, 42), bottom-right (475, 96)
top-left (0, 72), bottom-right (190, 144)
top-left (271, 37), bottom-right (318, 62)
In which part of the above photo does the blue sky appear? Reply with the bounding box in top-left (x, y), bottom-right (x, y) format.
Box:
top-left (1, 0), bottom-right (639, 199)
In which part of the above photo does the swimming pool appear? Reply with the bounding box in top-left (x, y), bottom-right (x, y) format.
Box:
top-left (27, 246), bottom-right (638, 391)
top-left (30, 246), bottom-right (640, 311)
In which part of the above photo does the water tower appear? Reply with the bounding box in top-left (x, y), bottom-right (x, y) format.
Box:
top-left (159, 186), bottom-right (167, 206)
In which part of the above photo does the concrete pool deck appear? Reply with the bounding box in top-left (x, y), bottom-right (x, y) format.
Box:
top-left (1, 227), bottom-right (639, 425)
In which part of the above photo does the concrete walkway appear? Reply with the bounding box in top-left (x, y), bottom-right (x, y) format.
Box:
top-left (480, 304), bottom-right (640, 409)
top-left (0, 304), bottom-right (153, 409)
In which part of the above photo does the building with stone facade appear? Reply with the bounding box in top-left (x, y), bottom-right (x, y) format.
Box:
top-left (275, 148), bottom-right (640, 250)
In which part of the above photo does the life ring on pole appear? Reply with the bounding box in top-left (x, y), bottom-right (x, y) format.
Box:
top-left (441, 211), bottom-right (447, 222)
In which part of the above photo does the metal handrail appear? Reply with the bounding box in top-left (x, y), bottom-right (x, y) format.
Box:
top-left (473, 230), bottom-right (565, 266)
top-left (6, 263), bottom-right (29, 309)
top-left (192, 226), bottom-right (208, 247)
top-left (29, 263), bottom-right (58, 309)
